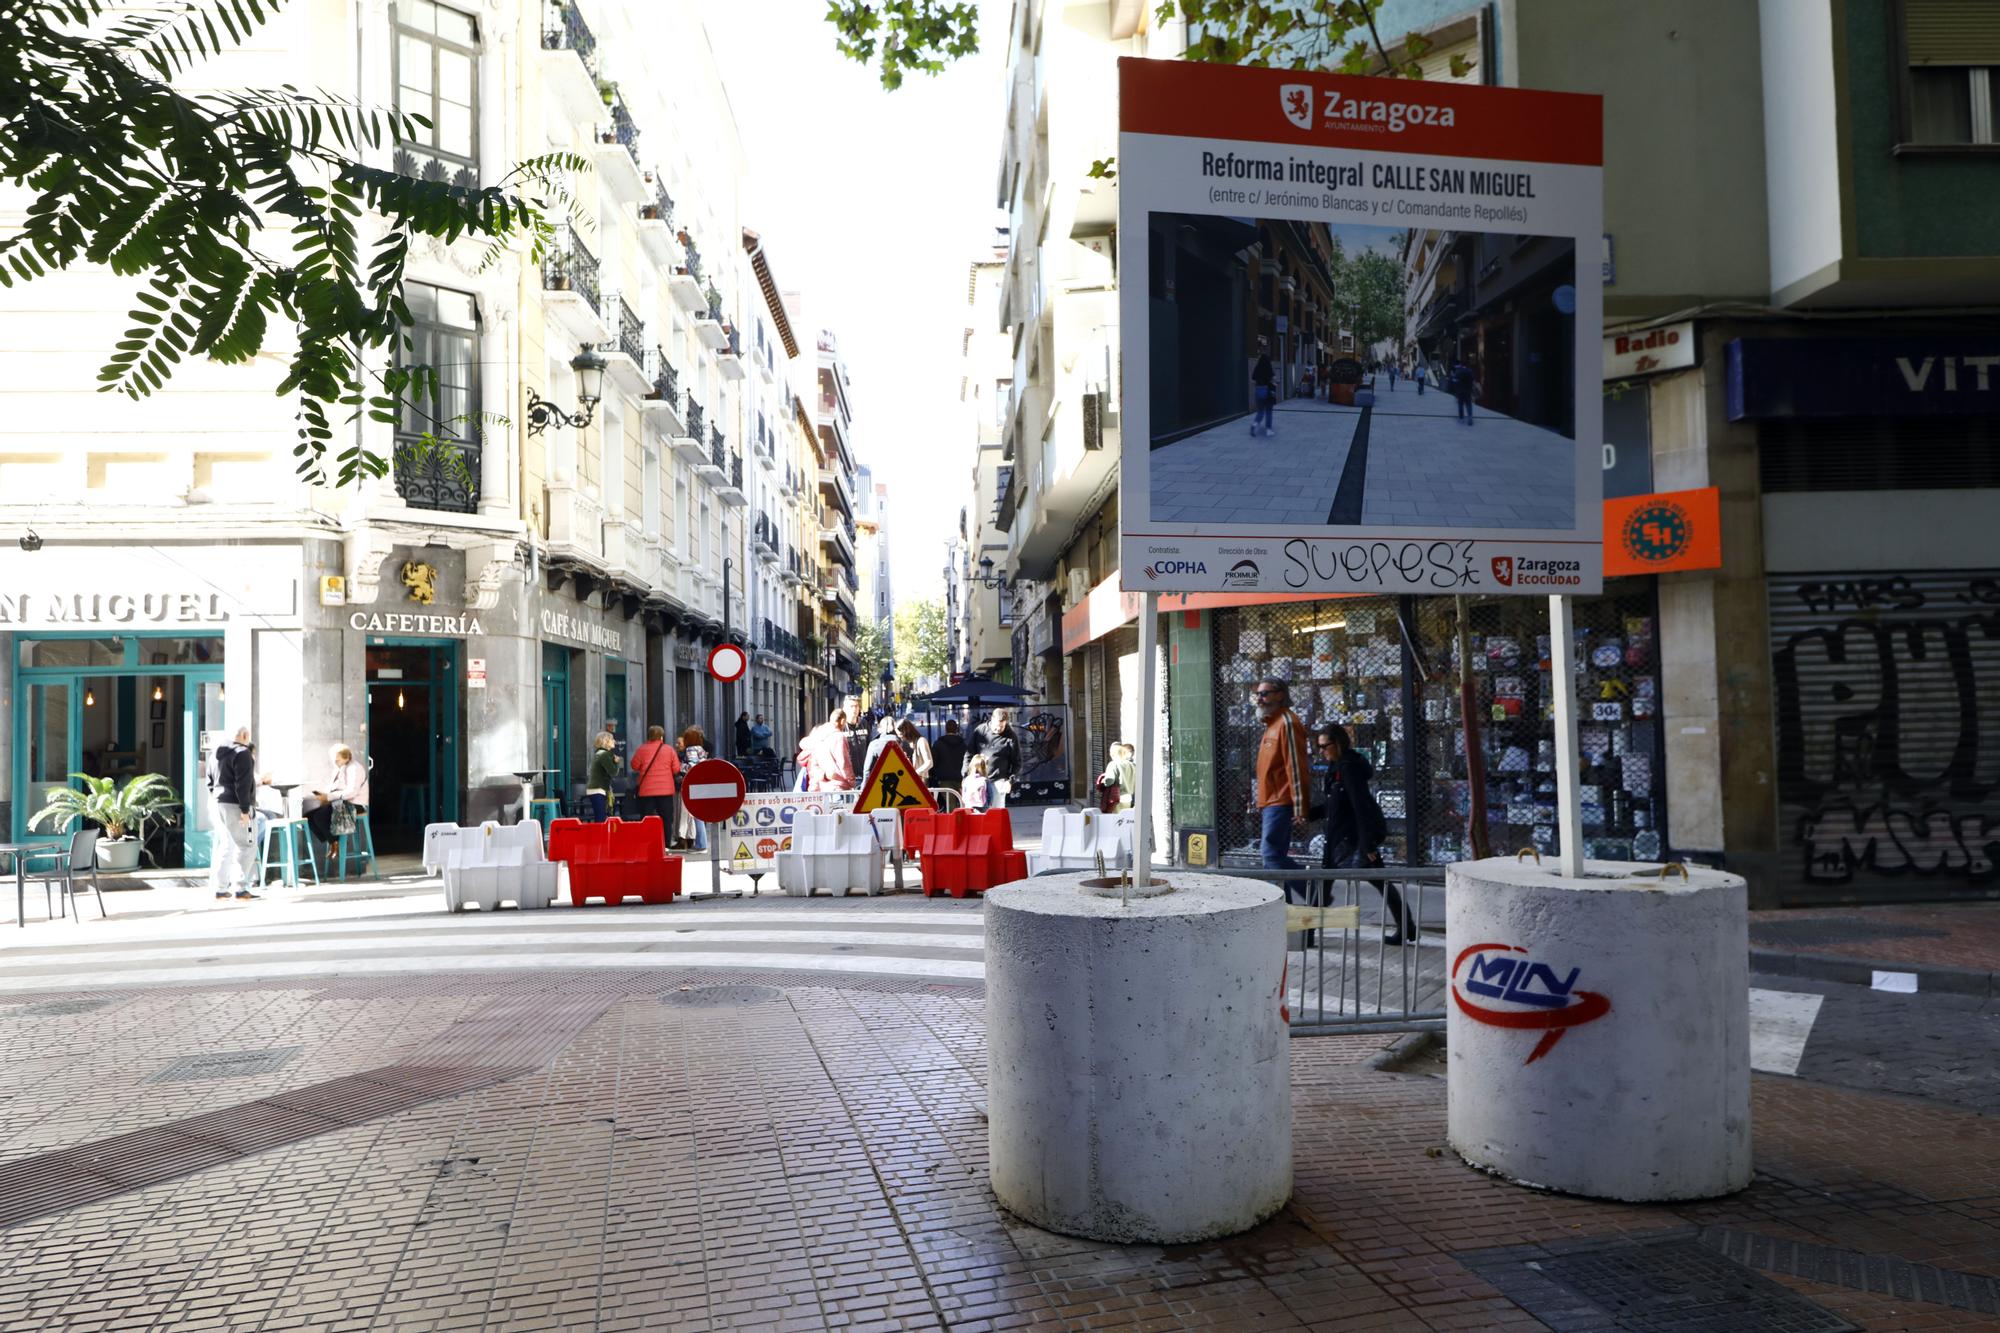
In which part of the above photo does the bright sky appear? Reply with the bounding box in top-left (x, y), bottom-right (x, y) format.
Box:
top-left (704, 1), bottom-right (1009, 607)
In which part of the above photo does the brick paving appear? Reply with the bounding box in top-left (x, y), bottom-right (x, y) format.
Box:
top-left (0, 974), bottom-right (1996, 1330)
top-left (1750, 902), bottom-right (2000, 975)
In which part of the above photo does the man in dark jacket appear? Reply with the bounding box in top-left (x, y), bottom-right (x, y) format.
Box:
top-left (1250, 337), bottom-right (1276, 437)
top-left (930, 719), bottom-right (968, 793)
top-left (1310, 724), bottom-right (1415, 942)
top-left (209, 727), bottom-right (259, 901)
top-left (968, 708), bottom-right (1021, 807)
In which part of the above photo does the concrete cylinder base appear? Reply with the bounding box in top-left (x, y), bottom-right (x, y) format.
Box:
top-left (1445, 858), bottom-right (1751, 1202)
top-left (985, 872), bottom-right (1290, 1243)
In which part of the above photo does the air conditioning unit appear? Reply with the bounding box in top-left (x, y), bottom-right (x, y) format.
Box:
top-left (1066, 568), bottom-right (1090, 607)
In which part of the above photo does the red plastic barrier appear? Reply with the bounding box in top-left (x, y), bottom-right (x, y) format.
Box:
top-left (902, 809), bottom-right (937, 862)
top-left (548, 817), bottom-right (682, 905)
top-left (918, 810), bottom-right (1028, 898)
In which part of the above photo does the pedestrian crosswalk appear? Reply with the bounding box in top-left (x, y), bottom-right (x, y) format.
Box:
top-left (0, 900), bottom-right (991, 993)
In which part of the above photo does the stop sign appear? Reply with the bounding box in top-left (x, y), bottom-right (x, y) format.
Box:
top-left (681, 758), bottom-right (747, 824)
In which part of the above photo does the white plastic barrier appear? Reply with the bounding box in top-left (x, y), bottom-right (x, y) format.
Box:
top-left (776, 813), bottom-right (885, 896)
top-left (442, 820), bottom-right (560, 911)
top-left (869, 808), bottom-right (902, 853)
top-left (422, 822), bottom-right (466, 875)
top-left (1029, 809), bottom-right (1135, 875)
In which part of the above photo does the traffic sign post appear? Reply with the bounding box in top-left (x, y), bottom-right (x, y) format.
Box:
top-left (682, 758), bottom-right (747, 899)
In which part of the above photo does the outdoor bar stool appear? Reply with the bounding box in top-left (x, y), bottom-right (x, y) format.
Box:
top-left (326, 812), bottom-right (377, 882)
top-left (258, 818), bottom-right (320, 889)
top-left (528, 797), bottom-right (563, 831)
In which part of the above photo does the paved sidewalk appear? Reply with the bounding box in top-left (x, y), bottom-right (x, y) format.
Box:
top-left (1148, 390), bottom-right (1576, 531)
top-left (1750, 901), bottom-right (2000, 997)
top-left (1, 969), bottom-right (1997, 1330)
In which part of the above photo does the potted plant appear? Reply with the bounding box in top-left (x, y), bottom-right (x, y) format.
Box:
top-left (29, 773), bottom-right (182, 871)
top-left (598, 77), bottom-right (617, 106)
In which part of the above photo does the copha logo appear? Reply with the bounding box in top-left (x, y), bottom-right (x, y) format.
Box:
top-left (1490, 556), bottom-right (1515, 587)
top-left (1450, 943), bottom-right (1610, 1065)
top-left (1145, 560), bottom-right (1208, 580)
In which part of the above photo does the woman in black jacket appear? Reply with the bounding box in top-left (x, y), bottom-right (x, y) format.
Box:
top-left (1311, 724), bottom-right (1418, 943)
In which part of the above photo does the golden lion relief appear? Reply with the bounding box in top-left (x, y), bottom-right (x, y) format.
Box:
top-left (401, 560), bottom-right (439, 606)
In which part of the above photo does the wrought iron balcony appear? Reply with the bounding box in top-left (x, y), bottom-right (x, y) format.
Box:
top-left (730, 452), bottom-right (743, 491)
top-left (393, 433), bottom-right (480, 514)
top-left (724, 324), bottom-right (741, 356)
top-left (683, 238), bottom-right (703, 285)
top-left (759, 618), bottom-right (808, 664)
top-left (685, 397), bottom-right (704, 440)
top-left (602, 99), bottom-right (641, 169)
top-left (642, 176), bottom-right (673, 224)
top-left (542, 230), bottom-right (600, 317)
top-left (644, 346), bottom-right (678, 409)
top-left (541, 0), bottom-right (597, 73)
top-left (616, 295), bottom-right (644, 363)
top-left (709, 424), bottom-right (725, 461)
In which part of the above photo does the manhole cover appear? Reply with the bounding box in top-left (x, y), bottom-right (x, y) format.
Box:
top-left (151, 1047), bottom-right (300, 1083)
top-left (1541, 1237), bottom-right (1857, 1331)
top-left (15, 999), bottom-right (115, 1017)
top-left (663, 984), bottom-right (784, 1008)
top-left (1751, 919), bottom-right (1947, 947)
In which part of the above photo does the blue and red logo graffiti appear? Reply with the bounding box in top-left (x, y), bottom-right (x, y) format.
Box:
top-left (1450, 943), bottom-right (1611, 1065)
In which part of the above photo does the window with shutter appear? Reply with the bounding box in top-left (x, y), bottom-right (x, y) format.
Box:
top-left (1901, 0), bottom-right (1999, 144)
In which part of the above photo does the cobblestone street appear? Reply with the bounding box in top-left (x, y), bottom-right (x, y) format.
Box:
top-left (1, 964), bottom-right (1996, 1332)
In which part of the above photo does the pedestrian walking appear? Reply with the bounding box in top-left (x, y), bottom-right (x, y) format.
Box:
top-left (585, 731), bottom-right (620, 823)
top-left (208, 727), bottom-right (259, 900)
top-left (961, 755), bottom-right (992, 812)
top-left (1250, 338), bottom-right (1276, 437)
top-left (897, 719), bottom-right (934, 786)
top-left (628, 724), bottom-right (681, 849)
top-left (1248, 678), bottom-right (1311, 903)
top-left (1310, 724), bottom-right (1417, 943)
top-left (968, 707), bottom-right (1020, 808)
top-left (303, 743), bottom-right (369, 863)
top-left (799, 708), bottom-right (856, 792)
top-left (842, 696), bottom-right (868, 787)
top-left (1413, 359), bottom-right (1428, 395)
top-left (674, 726), bottom-right (709, 850)
top-left (1096, 741), bottom-right (1136, 813)
top-left (732, 711), bottom-right (753, 757)
top-left (930, 719), bottom-right (967, 792)
top-left (1450, 357), bottom-right (1479, 425)
top-left (863, 716), bottom-right (898, 780)
top-left (1387, 362), bottom-right (1398, 391)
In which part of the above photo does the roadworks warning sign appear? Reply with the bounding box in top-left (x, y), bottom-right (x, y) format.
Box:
top-left (854, 740), bottom-right (936, 813)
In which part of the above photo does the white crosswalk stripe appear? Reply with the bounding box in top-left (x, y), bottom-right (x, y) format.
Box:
top-left (0, 892), bottom-right (991, 992)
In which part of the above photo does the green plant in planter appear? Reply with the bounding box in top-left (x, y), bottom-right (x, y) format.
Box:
top-left (703, 285), bottom-right (722, 318)
top-left (30, 773), bottom-right (181, 843)
top-left (598, 78), bottom-right (618, 105)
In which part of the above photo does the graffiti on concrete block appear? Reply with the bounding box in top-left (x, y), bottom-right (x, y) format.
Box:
top-left (1773, 571), bottom-right (2000, 894)
top-left (1798, 802), bottom-right (1999, 885)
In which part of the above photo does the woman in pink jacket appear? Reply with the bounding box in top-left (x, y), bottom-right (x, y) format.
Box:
top-left (799, 709), bottom-right (856, 791)
top-left (627, 725), bottom-right (682, 848)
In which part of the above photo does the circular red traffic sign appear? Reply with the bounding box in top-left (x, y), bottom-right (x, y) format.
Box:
top-left (707, 642), bottom-right (747, 683)
top-left (681, 758), bottom-right (747, 823)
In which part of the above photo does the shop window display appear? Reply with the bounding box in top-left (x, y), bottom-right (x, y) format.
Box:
top-left (1201, 585), bottom-right (1665, 867)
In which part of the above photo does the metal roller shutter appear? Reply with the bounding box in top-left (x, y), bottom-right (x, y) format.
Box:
top-left (1767, 568), bottom-right (2000, 903)
top-left (1905, 0), bottom-right (2000, 65)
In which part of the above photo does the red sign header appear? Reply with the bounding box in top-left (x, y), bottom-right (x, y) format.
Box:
top-left (1119, 58), bottom-right (1602, 167)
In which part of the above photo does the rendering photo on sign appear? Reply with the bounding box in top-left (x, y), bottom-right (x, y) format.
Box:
top-left (1117, 59), bottom-right (1604, 597)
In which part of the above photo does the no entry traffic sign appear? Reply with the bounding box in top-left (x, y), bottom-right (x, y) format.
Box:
top-left (681, 758), bottom-right (747, 824)
top-left (707, 642), bottom-right (747, 683)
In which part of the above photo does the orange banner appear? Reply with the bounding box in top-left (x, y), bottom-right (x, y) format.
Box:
top-left (1603, 487), bottom-right (1722, 576)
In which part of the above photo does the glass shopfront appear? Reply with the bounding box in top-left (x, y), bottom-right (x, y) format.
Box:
top-left (1177, 583), bottom-right (1667, 868)
top-left (10, 634), bottom-right (226, 866)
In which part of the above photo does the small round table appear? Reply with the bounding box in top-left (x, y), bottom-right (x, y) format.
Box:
top-left (511, 770), bottom-right (558, 825)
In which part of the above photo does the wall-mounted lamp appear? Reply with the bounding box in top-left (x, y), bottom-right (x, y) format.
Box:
top-left (525, 346), bottom-right (608, 435)
top-left (152, 683), bottom-right (164, 702)
top-left (84, 688), bottom-right (96, 707)
top-left (396, 689), bottom-right (407, 710)
top-left (217, 684), bottom-right (226, 702)
top-left (973, 556), bottom-right (1012, 590)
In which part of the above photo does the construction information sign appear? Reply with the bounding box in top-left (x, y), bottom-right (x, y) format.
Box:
top-left (1117, 58), bottom-right (1604, 596)
top-left (725, 791), bottom-right (858, 874)
top-left (854, 741), bottom-right (937, 814)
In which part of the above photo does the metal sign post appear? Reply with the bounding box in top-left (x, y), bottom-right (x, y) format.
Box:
top-left (1133, 592), bottom-right (1158, 889)
top-left (682, 758), bottom-right (747, 899)
top-left (1548, 595), bottom-right (1586, 878)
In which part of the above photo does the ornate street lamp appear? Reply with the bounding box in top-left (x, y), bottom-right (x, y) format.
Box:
top-left (973, 555), bottom-right (1011, 589)
top-left (526, 345), bottom-right (608, 435)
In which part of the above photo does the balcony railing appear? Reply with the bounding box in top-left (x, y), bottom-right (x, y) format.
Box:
top-left (709, 425), bottom-right (725, 461)
top-left (685, 397), bottom-right (704, 440)
top-left (541, 0), bottom-right (598, 74)
top-left (616, 295), bottom-right (644, 363)
top-left (723, 324), bottom-right (741, 356)
top-left (843, 564), bottom-right (859, 593)
top-left (644, 346), bottom-right (678, 409)
top-left (393, 434), bottom-right (480, 514)
top-left (642, 175), bottom-right (673, 224)
top-left (542, 230), bottom-right (600, 316)
top-left (730, 452), bottom-right (743, 491)
top-left (683, 238), bottom-right (703, 285)
top-left (602, 98), bottom-right (641, 168)
top-left (760, 619), bottom-right (807, 664)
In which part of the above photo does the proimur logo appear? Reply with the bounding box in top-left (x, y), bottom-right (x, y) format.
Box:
top-left (1621, 500), bottom-right (1692, 564)
top-left (1490, 556), bottom-right (1515, 587)
top-left (1280, 84), bottom-right (1314, 130)
top-left (1222, 558), bottom-right (1260, 589)
top-left (1146, 560), bottom-right (1208, 580)
top-left (1450, 943), bottom-right (1611, 1065)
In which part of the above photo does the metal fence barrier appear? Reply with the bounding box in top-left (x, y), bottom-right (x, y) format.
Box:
top-left (1209, 866), bottom-right (1447, 1037)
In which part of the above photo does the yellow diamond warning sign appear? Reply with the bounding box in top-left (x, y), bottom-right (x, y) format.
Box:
top-left (854, 740), bottom-right (936, 813)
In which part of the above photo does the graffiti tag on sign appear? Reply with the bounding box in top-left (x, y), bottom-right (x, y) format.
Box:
top-left (1450, 943), bottom-right (1610, 1065)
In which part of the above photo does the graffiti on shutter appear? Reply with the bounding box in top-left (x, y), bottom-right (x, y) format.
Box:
top-left (1769, 569), bottom-right (2000, 901)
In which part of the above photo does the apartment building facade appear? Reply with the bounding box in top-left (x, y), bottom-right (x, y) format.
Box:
top-left (812, 333), bottom-right (863, 710)
top-left (0, 0), bottom-right (828, 861)
top-left (956, 249), bottom-right (1017, 681)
